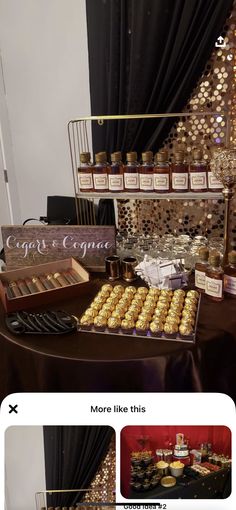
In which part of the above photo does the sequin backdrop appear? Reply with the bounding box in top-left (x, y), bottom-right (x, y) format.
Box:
top-left (117, 2), bottom-right (236, 245)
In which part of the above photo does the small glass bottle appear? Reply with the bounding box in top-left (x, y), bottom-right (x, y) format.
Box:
top-left (205, 252), bottom-right (224, 302)
top-left (195, 246), bottom-right (209, 293)
top-left (139, 151), bottom-right (154, 192)
top-left (93, 151), bottom-right (109, 192)
top-left (78, 152), bottom-right (94, 192)
top-left (224, 250), bottom-right (236, 299)
top-left (189, 149), bottom-right (207, 192)
top-left (171, 151), bottom-right (189, 192)
top-left (154, 150), bottom-right (170, 193)
top-left (108, 151), bottom-right (124, 192)
top-left (124, 151), bottom-right (139, 192)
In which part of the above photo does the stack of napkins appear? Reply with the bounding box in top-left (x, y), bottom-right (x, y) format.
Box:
top-left (135, 255), bottom-right (188, 289)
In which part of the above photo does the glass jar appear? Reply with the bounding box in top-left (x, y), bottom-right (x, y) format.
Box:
top-left (189, 148), bottom-right (207, 192)
top-left (171, 150), bottom-right (189, 192)
top-left (108, 151), bottom-right (124, 192)
top-left (78, 151), bottom-right (94, 192)
top-left (124, 152), bottom-right (139, 192)
top-left (139, 151), bottom-right (154, 192)
top-left (93, 152), bottom-right (109, 192)
top-left (154, 150), bottom-right (170, 193)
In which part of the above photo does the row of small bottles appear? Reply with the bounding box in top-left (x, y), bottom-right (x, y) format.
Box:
top-left (78, 149), bottom-right (223, 193)
top-left (195, 249), bottom-right (236, 301)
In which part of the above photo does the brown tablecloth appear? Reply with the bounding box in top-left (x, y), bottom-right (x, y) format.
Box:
top-left (0, 279), bottom-right (236, 401)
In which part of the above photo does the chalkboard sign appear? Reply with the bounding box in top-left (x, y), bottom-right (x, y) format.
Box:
top-left (1, 225), bottom-right (116, 271)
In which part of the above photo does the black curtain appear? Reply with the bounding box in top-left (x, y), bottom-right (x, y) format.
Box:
top-left (43, 426), bottom-right (114, 507)
top-left (86, 0), bottom-right (233, 156)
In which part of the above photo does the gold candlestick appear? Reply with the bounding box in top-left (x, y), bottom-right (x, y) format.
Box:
top-left (210, 147), bottom-right (236, 265)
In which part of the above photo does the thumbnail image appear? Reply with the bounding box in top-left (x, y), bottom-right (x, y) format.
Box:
top-left (5, 426), bottom-right (115, 510)
top-left (121, 425), bottom-right (231, 499)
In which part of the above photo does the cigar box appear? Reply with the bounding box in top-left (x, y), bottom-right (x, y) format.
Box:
top-left (0, 257), bottom-right (89, 312)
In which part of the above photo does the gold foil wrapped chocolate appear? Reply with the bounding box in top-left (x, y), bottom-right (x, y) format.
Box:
top-left (121, 318), bottom-right (135, 330)
top-left (187, 290), bottom-right (199, 299)
top-left (184, 298), bottom-right (197, 310)
top-left (148, 288), bottom-right (160, 298)
top-left (107, 295), bottom-right (119, 305)
top-left (150, 321), bottom-right (164, 333)
top-left (98, 309), bottom-right (112, 319)
top-left (124, 285), bottom-right (137, 295)
top-left (125, 311), bottom-right (139, 321)
top-left (136, 287), bottom-right (148, 296)
top-left (94, 316), bottom-right (107, 328)
top-left (101, 284), bottom-right (113, 293)
top-left (111, 310), bottom-right (122, 319)
top-left (179, 323), bottom-right (193, 336)
top-left (107, 317), bottom-right (121, 329)
top-left (80, 314), bottom-right (94, 326)
top-left (112, 284), bottom-right (125, 294)
top-left (164, 322), bottom-right (179, 335)
top-left (136, 319), bottom-right (149, 331)
top-left (90, 302), bottom-right (103, 312)
top-left (167, 312), bottom-right (181, 324)
top-left (102, 303), bottom-right (115, 312)
top-left (138, 311), bottom-right (153, 322)
top-left (84, 308), bottom-right (98, 318)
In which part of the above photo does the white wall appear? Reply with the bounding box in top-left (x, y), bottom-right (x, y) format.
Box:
top-left (0, 0), bottom-right (91, 222)
top-left (5, 426), bottom-right (46, 510)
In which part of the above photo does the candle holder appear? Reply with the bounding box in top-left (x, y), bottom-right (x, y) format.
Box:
top-left (210, 147), bottom-right (236, 265)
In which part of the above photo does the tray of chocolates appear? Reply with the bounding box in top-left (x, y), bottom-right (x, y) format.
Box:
top-left (78, 283), bottom-right (201, 343)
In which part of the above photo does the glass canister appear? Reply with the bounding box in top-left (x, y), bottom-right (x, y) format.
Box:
top-left (155, 449), bottom-right (164, 462)
top-left (163, 449), bottom-right (173, 464)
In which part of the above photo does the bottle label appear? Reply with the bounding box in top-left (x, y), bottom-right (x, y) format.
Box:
top-left (93, 174), bottom-right (108, 190)
top-left (139, 174), bottom-right (153, 191)
top-left (108, 174), bottom-right (124, 191)
top-left (172, 173), bottom-right (188, 190)
top-left (78, 172), bottom-right (93, 189)
top-left (124, 172), bottom-right (139, 189)
top-left (205, 276), bottom-right (223, 298)
top-left (195, 269), bottom-right (205, 290)
top-left (224, 275), bottom-right (236, 295)
top-left (154, 174), bottom-right (169, 191)
top-left (190, 172), bottom-right (207, 190)
top-left (208, 172), bottom-right (223, 189)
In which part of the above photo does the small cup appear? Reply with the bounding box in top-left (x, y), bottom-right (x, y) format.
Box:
top-left (122, 256), bottom-right (137, 282)
top-left (105, 255), bottom-right (120, 280)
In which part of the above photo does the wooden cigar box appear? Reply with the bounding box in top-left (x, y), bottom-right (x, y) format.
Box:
top-left (0, 257), bottom-right (89, 312)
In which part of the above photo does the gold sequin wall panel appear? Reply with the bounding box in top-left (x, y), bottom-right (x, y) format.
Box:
top-left (117, 2), bottom-right (236, 244)
top-left (82, 434), bottom-right (116, 503)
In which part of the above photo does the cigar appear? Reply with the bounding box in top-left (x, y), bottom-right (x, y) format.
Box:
top-left (63, 271), bottom-right (77, 284)
top-left (46, 273), bottom-right (62, 288)
top-left (25, 277), bottom-right (39, 294)
top-left (39, 274), bottom-right (54, 290)
top-left (54, 272), bottom-right (70, 287)
top-left (67, 268), bottom-right (81, 283)
top-left (32, 276), bottom-right (46, 292)
top-left (9, 281), bottom-right (22, 297)
top-left (17, 279), bottom-right (31, 295)
top-left (3, 281), bottom-right (14, 299)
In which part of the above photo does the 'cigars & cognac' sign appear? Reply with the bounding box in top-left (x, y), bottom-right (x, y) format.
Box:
top-left (1, 225), bottom-right (116, 271)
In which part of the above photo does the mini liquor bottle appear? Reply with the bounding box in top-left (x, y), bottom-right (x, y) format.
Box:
top-left (78, 152), bottom-right (94, 192)
top-left (224, 250), bottom-right (236, 298)
top-left (93, 152), bottom-right (109, 192)
top-left (205, 252), bottom-right (224, 302)
top-left (208, 145), bottom-right (224, 192)
top-left (124, 151), bottom-right (139, 192)
top-left (154, 150), bottom-right (170, 193)
top-left (108, 151), bottom-right (124, 192)
top-left (195, 246), bottom-right (209, 292)
top-left (189, 149), bottom-right (207, 192)
top-left (171, 150), bottom-right (189, 192)
top-left (139, 151), bottom-right (154, 192)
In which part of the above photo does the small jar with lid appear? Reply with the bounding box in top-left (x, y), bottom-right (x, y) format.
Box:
top-left (108, 151), bottom-right (124, 192)
top-left (78, 152), bottom-right (94, 192)
top-left (171, 150), bottom-right (189, 192)
top-left (195, 246), bottom-right (209, 293)
top-left (189, 149), bottom-right (207, 192)
top-left (224, 250), bottom-right (236, 299)
top-left (154, 150), bottom-right (170, 193)
top-left (124, 151), bottom-right (139, 192)
top-left (139, 151), bottom-right (154, 192)
top-left (205, 252), bottom-right (224, 302)
top-left (93, 152), bottom-right (109, 192)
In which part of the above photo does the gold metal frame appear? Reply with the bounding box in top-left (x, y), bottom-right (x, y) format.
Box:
top-left (35, 488), bottom-right (115, 510)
